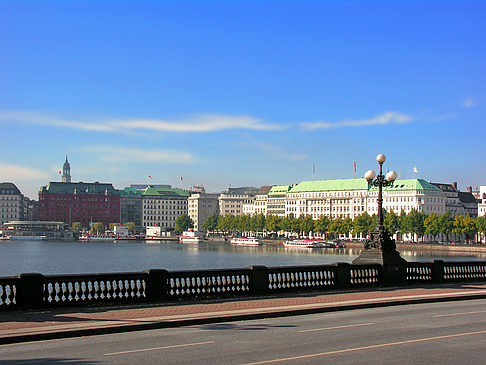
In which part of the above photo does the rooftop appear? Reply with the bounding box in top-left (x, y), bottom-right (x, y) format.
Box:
top-left (39, 182), bottom-right (118, 195)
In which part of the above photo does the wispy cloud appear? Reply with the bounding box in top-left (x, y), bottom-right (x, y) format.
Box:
top-left (0, 110), bottom-right (284, 133)
top-left (0, 163), bottom-right (49, 181)
top-left (301, 111), bottom-right (413, 130)
top-left (85, 146), bottom-right (195, 164)
top-left (238, 137), bottom-right (307, 161)
top-left (462, 98), bottom-right (476, 108)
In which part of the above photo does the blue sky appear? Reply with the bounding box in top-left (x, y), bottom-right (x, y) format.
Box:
top-left (1, 0), bottom-right (485, 199)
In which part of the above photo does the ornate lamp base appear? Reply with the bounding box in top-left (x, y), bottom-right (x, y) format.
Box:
top-left (352, 228), bottom-right (407, 285)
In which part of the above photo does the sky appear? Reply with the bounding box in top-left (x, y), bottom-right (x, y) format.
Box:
top-left (1, 0), bottom-right (485, 199)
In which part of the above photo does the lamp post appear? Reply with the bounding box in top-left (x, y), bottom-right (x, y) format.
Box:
top-left (353, 154), bottom-right (406, 280)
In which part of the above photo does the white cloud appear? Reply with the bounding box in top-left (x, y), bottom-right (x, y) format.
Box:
top-left (462, 98), bottom-right (476, 108)
top-left (0, 163), bottom-right (49, 181)
top-left (301, 111), bottom-right (413, 130)
top-left (242, 140), bottom-right (307, 161)
top-left (0, 110), bottom-right (284, 133)
top-left (86, 146), bottom-right (195, 164)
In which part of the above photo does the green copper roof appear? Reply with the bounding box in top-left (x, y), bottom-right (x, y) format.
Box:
top-left (142, 187), bottom-right (189, 197)
top-left (290, 179), bottom-right (370, 193)
top-left (39, 182), bottom-right (118, 195)
top-left (118, 187), bottom-right (143, 196)
top-left (290, 178), bottom-right (442, 193)
top-left (268, 185), bottom-right (292, 195)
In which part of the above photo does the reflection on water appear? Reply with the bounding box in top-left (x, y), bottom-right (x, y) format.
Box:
top-left (0, 239), bottom-right (484, 276)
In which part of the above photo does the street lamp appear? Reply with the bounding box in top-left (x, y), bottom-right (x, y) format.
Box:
top-left (353, 154), bottom-right (406, 271)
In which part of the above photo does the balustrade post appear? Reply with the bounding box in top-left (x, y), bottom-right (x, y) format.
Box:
top-left (144, 269), bottom-right (169, 302)
top-left (433, 260), bottom-right (445, 284)
top-left (334, 263), bottom-right (351, 289)
top-left (17, 273), bottom-right (44, 309)
top-left (248, 266), bottom-right (269, 295)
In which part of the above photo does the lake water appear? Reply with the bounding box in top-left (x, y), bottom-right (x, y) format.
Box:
top-left (1, 239), bottom-right (485, 276)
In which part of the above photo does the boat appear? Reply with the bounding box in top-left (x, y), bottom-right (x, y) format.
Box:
top-left (229, 236), bottom-right (262, 246)
top-left (79, 234), bottom-right (116, 242)
top-left (282, 239), bottom-right (327, 248)
top-left (3, 235), bottom-right (47, 241)
top-left (179, 230), bottom-right (202, 243)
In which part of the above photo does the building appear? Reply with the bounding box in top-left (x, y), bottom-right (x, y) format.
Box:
top-left (478, 186), bottom-right (486, 217)
top-left (431, 182), bottom-right (478, 217)
top-left (0, 183), bottom-right (23, 225)
top-left (119, 187), bottom-right (143, 230)
top-left (38, 182), bottom-right (120, 228)
top-left (285, 178), bottom-right (445, 220)
top-left (142, 187), bottom-right (189, 230)
top-left (267, 185), bottom-right (292, 216)
top-left (218, 187), bottom-right (258, 216)
top-left (187, 192), bottom-right (219, 232)
top-left (23, 196), bottom-right (39, 221)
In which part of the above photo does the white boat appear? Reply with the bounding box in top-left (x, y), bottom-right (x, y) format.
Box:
top-left (282, 239), bottom-right (327, 248)
top-left (179, 230), bottom-right (202, 243)
top-left (230, 237), bottom-right (262, 246)
top-left (4, 235), bottom-right (47, 241)
top-left (79, 234), bottom-right (115, 241)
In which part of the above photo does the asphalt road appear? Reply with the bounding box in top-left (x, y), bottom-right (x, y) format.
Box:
top-left (2, 299), bottom-right (486, 364)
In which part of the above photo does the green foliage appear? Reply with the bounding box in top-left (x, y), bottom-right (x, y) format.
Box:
top-left (265, 214), bottom-right (281, 233)
top-left (124, 222), bottom-right (136, 233)
top-left (251, 213), bottom-right (266, 233)
top-left (299, 215), bottom-right (315, 236)
top-left (92, 222), bottom-right (104, 234)
top-left (202, 214), bottom-right (219, 232)
top-left (314, 215), bottom-right (330, 237)
top-left (384, 210), bottom-right (399, 236)
top-left (353, 212), bottom-right (373, 237)
top-left (175, 214), bottom-right (194, 233)
top-left (439, 211), bottom-right (454, 240)
top-left (71, 222), bottom-right (82, 231)
top-left (424, 213), bottom-right (440, 239)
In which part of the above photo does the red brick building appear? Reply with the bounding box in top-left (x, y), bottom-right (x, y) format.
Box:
top-left (38, 182), bottom-right (120, 228)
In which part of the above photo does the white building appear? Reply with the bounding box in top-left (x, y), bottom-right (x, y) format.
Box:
top-left (218, 187), bottom-right (258, 216)
top-left (267, 185), bottom-right (292, 217)
top-left (188, 192), bottom-right (219, 232)
top-left (142, 187), bottom-right (189, 231)
top-left (0, 183), bottom-right (23, 225)
top-left (285, 178), bottom-right (445, 219)
top-left (478, 186), bottom-right (486, 217)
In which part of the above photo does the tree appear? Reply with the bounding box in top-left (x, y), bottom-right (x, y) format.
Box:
top-left (339, 217), bottom-right (353, 237)
top-left (353, 212), bottom-right (373, 238)
top-left (251, 213), bottom-right (266, 234)
top-left (424, 213), bottom-right (440, 240)
top-left (265, 214), bottom-right (281, 234)
top-left (280, 213), bottom-right (294, 234)
top-left (439, 211), bottom-right (454, 242)
top-left (299, 215), bottom-right (315, 237)
top-left (91, 222), bottom-right (104, 234)
top-left (476, 216), bottom-right (486, 244)
top-left (454, 214), bottom-right (477, 242)
top-left (314, 215), bottom-right (330, 238)
top-left (175, 214), bottom-right (194, 233)
top-left (72, 222), bottom-right (82, 231)
top-left (406, 209), bottom-right (426, 242)
top-left (384, 210), bottom-right (399, 237)
top-left (109, 223), bottom-right (118, 231)
top-left (124, 222), bottom-right (136, 233)
top-left (202, 214), bottom-right (218, 233)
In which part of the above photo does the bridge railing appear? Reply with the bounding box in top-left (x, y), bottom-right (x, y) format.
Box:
top-left (1, 260), bottom-right (485, 310)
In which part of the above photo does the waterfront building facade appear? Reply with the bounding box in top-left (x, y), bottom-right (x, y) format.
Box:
top-left (142, 187), bottom-right (189, 230)
top-left (285, 178), bottom-right (445, 220)
top-left (187, 192), bottom-right (219, 232)
top-left (0, 183), bottom-right (23, 225)
top-left (218, 187), bottom-right (258, 216)
top-left (119, 187), bottom-right (143, 229)
top-left (38, 182), bottom-right (120, 228)
top-left (478, 186), bottom-right (486, 217)
top-left (431, 182), bottom-right (478, 217)
top-left (267, 185), bottom-right (292, 217)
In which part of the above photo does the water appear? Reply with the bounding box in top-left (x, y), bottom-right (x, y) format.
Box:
top-left (1, 239), bottom-right (485, 276)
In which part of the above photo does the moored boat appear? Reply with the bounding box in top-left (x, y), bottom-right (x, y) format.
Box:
top-left (282, 239), bottom-right (327, 248)
top-left (230, 236), bottom-right (262, 246)
top-left (179, 230), bottom-right (203, 243)
top-left (79, 234), bottom-right (116, 242)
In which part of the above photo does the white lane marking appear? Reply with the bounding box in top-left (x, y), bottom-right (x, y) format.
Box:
top-left (241, 329), bottom-right (486, 364)
top-left (105, 341), bottom-right (215, 356)
top-left (434, 310), bottom-right (486, 318)
top-left (299, 322), bottom-right (375, 333)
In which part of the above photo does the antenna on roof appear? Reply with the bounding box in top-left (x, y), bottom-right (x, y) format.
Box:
top-left (312, 164), bottom-right (315, 181)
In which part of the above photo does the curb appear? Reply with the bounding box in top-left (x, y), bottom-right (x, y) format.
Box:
top-left (2, 292), bottom-right (486, 345)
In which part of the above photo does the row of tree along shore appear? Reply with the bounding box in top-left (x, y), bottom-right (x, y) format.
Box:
top-left (71, 209), bottom-right (486, 244)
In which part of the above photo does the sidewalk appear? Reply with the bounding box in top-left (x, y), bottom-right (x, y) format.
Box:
top-left (2, 283), bottom-right (486, 345)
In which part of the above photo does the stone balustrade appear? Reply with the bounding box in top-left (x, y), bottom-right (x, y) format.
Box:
top-left (1, 260), bottom-right (485, 310)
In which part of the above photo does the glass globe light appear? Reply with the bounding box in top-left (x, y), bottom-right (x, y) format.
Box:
top-left (364, 169), bottom-right (376, 181)
top-left (376, 153), bottom-right (386, 164)
top-left (386, 170), bottom-right (398, 182)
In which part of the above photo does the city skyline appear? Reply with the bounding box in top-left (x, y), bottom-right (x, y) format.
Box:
top-left (1, 1), bottom-right (485, 199)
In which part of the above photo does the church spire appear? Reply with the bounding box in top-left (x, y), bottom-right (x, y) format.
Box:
top-left (62, 155), bottom-right (71, 183)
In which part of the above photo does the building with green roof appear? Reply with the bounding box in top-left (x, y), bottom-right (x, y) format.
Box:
top-left (142, 187), bottom-right (189, 231)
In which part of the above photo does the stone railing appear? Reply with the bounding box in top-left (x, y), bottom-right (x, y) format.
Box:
top-left (1, 260), bottom-right (485, 310)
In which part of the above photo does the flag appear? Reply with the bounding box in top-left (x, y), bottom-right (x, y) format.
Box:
top-left (148, 175), bottom-right (152, 179)
top-left (59, 170), bottom-right (61, 175)
top-left (353, 161), bottom-right (356, 173)
top-left (180, 176), bottom-right (183, 181)
top-left (413, 164), bottom-right (419, 173)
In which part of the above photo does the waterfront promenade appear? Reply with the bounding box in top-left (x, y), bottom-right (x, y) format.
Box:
top-left (2, 282), bottom-right (486, 345)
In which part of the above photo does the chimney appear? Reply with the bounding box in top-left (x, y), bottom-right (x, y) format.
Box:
top-left (467, 186), bottom-right (472, 192)
top-left (452, 182), bottom-right (458, 190)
